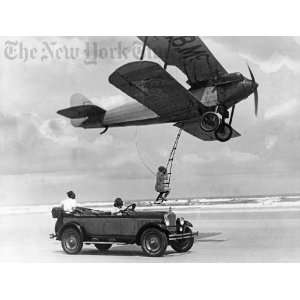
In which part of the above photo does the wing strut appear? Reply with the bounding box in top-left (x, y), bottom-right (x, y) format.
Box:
top-left (229, 105), bottom-right (235, 126)
top-left (140, 37), bottom-right (148, 60)
top-left (164, 37), bottom-right (173, 70)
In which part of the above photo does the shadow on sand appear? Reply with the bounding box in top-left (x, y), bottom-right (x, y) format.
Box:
top-left (54, 232), bottom-right (226, 257)
top-left (196, 232), bottom-right (226, 242)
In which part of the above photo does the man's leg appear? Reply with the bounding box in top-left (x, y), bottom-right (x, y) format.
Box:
top-left (155, 192), bottom-right (163, 203)
top-left (161, 191), bottom-right (170, 202)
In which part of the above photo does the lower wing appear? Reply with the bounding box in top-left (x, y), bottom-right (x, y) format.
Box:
top-left (175, 121), bottom-right (241, 141)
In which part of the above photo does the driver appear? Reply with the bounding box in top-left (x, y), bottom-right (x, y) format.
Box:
top-left (112, 197), bottom-right (124, 215)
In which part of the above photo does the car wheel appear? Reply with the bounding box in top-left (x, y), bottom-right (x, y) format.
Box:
top-left (141, 228), bottom-right (167, 257)
top-left (170, 227), bottom-right (194, 253)
top-left (94, 244), bottom-right (112, 251)
top-left (61, 228), bottom-right (83, 255)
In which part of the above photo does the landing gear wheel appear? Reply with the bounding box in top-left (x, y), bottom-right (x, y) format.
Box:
top-left (170, 227), bottom-right (194, 253)
top-left (200, 112), bottom-right (220, 132)
top-left (215, 123), bottom-right (233, 142)
top-left (94, 244), bottom-right (112, 251)
top-left (61, 228), bottom-right (83, 255)
top-left (141, 228), bottom-right (167, 257)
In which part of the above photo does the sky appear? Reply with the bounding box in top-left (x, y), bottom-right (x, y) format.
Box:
top-left (1, 36), bottom-right (300, 206)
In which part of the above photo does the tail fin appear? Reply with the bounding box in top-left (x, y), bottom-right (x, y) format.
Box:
top-left (57, 93), bottom-right (106, 127)
top-left (70, 93), bottom-right (93, 107)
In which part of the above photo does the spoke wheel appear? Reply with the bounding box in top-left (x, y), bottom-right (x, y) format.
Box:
top-left (200, 112), bottom-right (220, 132)
top-left (170, 227), bottom-right (194, 253)
top-left (141, 228), bottom-right (167, 257)
top-left (61, 228), bottom-right (83, 255)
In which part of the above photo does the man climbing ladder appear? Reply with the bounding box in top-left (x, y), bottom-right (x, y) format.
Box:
top-left (154, 128), bottom-right (182, 204)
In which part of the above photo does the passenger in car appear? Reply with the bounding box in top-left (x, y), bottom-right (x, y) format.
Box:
top-left (155, 166), bottom-right (170, 203)
top-left (112, 197), bottom-right (124, 215)
top-left (61, 190), bottom-right (78, 213)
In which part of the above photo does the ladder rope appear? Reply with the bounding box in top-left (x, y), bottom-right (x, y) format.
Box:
top-left (134, 127), bottom-right (156, 176)
top-left (165, 128), bottom-right (182, 187)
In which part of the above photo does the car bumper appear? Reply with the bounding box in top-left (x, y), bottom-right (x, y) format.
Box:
top-left (168, 231), bottom-right (198, 241)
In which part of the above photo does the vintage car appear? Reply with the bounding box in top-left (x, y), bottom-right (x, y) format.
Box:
top-left (50, 204), bottom-right (198, 257)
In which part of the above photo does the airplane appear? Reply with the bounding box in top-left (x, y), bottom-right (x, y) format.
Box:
top-left (57, 36), bottom-right (259, 142)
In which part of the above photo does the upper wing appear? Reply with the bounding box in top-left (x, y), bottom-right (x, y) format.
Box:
top-left (175, 120), bottom-right (241, 141)
top-left (109, 61), bottom-right (203, 118)
top-left (138, 36), bottom-right (227, 85)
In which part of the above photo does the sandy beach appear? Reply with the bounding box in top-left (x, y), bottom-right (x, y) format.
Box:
top-left (1, 205), bottom-right (300, 262)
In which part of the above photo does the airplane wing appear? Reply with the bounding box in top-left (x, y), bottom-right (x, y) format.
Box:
top-left (175, 120), bottom-right (241, 141)
top-left (109, 61), bottom-right (205, 118)
top-left (138, 36), bottom-right (227, 85)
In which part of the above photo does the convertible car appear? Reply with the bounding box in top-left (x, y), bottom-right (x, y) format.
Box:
top-left (50, 204), bottom-right (198, 257)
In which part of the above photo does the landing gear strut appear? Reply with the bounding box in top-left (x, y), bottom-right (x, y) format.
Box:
top-left (214, 105), bottom-right (234, 142)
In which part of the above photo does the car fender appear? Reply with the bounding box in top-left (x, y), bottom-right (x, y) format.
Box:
top-left (57, 222), bottom-right (85, 241)
top-left (136, 223), bottom-right (168, 245)
top-left (184, 220), bottom-right (193, 227)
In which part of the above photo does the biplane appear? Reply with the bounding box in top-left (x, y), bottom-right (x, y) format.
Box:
top-left (58, 36), bottom-right (258, 142)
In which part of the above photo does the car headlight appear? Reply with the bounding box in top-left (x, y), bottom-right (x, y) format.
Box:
top-left (179, 217), bottom-right (184, 226)
top-left (164, 213), bottom-right (170, 226)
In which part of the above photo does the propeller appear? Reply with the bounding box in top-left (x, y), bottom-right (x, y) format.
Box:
top-left (247, 64), bottom-right (259, 116)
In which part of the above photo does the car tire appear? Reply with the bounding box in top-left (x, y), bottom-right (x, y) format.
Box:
top-left (141, 228), bottom-right (167, 257)
top-left (170, 227), bottom-right (194, 253)
top-left (61, 227), bottom-right (83, 255)
top-left (94, 243), bottom-right (112, 251)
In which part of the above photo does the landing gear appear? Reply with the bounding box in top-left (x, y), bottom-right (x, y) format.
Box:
top-left (214, 122), bottom-right (233, 142)
top-left (200, 112), bottom-right (220, 132)
top-left (200, 107), bottom-right (233, 142)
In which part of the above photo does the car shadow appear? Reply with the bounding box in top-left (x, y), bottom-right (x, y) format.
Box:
top-left (196, 232), bottom-right (226, 242)
top-left (53, 232), bottom-right (226, 257)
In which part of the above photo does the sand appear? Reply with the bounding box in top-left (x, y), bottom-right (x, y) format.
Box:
top-left (1, 206), bottom-right (300, 262)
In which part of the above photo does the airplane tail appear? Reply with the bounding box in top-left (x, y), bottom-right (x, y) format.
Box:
top-left (57, 93), bottom-right (106, 127)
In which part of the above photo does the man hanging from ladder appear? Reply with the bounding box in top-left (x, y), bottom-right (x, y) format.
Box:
top-left (154, 128), bottom-right (183, 204)
top-left (141, 37), bottom-right (181, 205)
top-left (155, 166), bottom-right (170, 203)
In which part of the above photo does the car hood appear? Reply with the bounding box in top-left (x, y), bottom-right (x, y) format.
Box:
top-left (133, 210), bottom-right (169, 219)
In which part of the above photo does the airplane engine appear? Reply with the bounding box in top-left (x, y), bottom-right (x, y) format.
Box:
top-left (200, 112), bottom-right (220, 132)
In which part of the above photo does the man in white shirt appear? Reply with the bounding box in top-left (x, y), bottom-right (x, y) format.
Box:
top-left (111, 198), bottom-right (123, 215)
top-left (61, 191), bottom-right (78, 213)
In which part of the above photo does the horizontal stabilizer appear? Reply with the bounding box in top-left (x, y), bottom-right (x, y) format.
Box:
top-left (57, 105), bottom-right (105, 119)
top-left (57, 93), bottom-right (106, 128)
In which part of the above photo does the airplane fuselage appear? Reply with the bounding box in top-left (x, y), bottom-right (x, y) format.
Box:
top-left (89, 74), bottom-right (256, 129)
